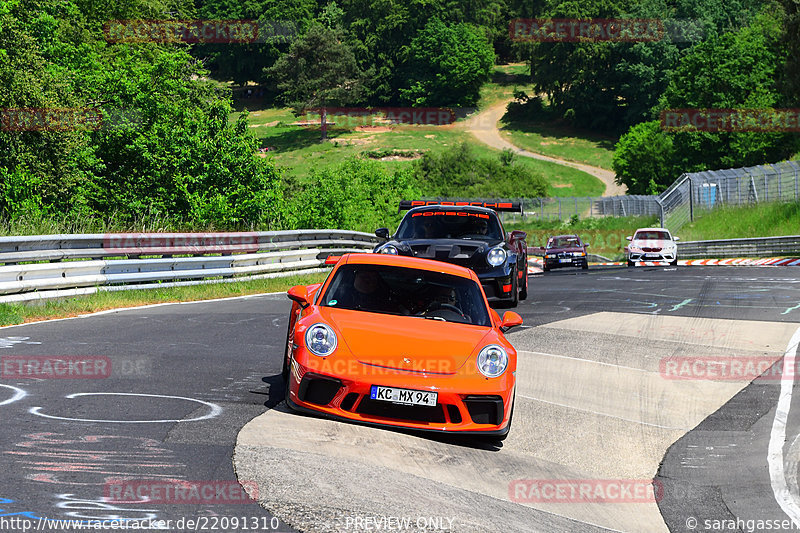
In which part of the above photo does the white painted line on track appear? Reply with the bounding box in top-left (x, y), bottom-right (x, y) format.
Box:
top-left (0, 384), bottom-right (27, 406)
top-left (0, 291), bottom-right (287, 331)
top-left (517, 349), bottom-right (650, 374)
top-left (769, 325), bottom-right (800, 526)
top-left (29, 392), bottom-right (222, 423)
top-left (518, 394), bottom-right (692, 431)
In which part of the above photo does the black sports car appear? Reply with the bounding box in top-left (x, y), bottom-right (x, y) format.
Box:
top-left (373, 201), bottom-right (529, 306)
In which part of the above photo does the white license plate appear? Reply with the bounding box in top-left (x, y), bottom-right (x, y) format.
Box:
top-left (370, 385), bottom-right (437, 407)
top-left (559, 258), bottom-right (572, 263)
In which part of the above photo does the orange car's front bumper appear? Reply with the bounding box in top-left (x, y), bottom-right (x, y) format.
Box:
top-left (286, 354), bottom-right (515, 436)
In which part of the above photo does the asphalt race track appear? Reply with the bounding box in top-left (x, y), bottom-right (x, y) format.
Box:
top-left (2, 264), bottom-right (800, 532)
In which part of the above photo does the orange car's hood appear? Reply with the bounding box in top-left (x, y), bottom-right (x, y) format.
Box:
top-left (321, 308), bottom-right (492, 374)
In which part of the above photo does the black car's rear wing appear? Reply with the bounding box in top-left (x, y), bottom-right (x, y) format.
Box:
top-left (399, 200), bottom-right (522, 212)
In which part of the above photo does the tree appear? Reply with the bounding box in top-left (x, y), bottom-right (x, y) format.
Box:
top-left (192, 0), bottom-right (314, 86)
top-left (267, 22), bottom-right (364, 141)
top-left (658, 12), bottom-right (800, 172)
top-left (399, 19), bottom-right (495, 107)
top-left (612, 120), bottom-right (677, 194)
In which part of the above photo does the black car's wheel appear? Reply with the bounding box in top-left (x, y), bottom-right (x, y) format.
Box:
top-left (627, 259), bottom-right (634, 267)
top-left (670, 258), bottom-right (678, 266)
top-left (519, 270), bottom-right (528, 300)
top-left (542, 263), bottom-right (550, 272)
top-left (581, 260), bottom-right (588, 270)
top-left (508, 269), bottom-right (519, 307)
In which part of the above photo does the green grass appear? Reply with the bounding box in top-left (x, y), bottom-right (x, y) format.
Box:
top-left (475, 63), bottom-right (534, 110)
top-left (676, 201), bottom-right (800, 242)
top-left (0, 272), bottom-right (327, 327)
top-left (228, 63), bottom-right (604, 197)
top-left (233, 111), bottom-right (604, 197)
top-left (499, 120), bottom-right (617, 170)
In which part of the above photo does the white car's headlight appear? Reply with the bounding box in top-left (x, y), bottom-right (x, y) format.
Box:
top-left (477, 344), bottom-right (508, 378)
top-left (379, 245), bottom-right (398, 254)
top-left (629, 245), bottom-right (642, 253)
top-left (305, 323), bottom-right (337, 357)
top-left (546, 253), bottom-right (556, 258)
top-left (487, 247), bottom-right (507, 266)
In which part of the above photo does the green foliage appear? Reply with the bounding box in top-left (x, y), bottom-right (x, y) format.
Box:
top-left (0, 0), bottom-right (287, 231)
top-left (193, 0), bottom-right (314, 86)
top-left (267, 22), bottom-right (364, 140)
top-left (289, 158), bottom-right (421, 232)
top-left (500, 148), bottom-right (516, 166)
top-left (780, 0), bottom-right (800, 101)
top-left (614, 12), bottom-right (800, 192)
top-left (412, 142), bottom-right (548, 198)
top-left (399, 19), bottom-right (494, 107)
top-left (612, 121), bottom-right (677, 194)
top-left (517, 0), bottom-right (769, 133)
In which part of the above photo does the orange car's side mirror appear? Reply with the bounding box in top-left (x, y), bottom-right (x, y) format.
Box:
top-left (287, 285), bottom-right (310, 308)
top-left (500, 311), bottom-right (523, 332)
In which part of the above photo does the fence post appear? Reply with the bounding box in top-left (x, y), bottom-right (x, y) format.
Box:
top-left (558, 198), bottom-right (562, 219)
top-left (689, 178), bottom-right (694, 222)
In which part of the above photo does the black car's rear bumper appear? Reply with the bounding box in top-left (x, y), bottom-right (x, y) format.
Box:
top-left (477, 266), bottom-right (517, 301)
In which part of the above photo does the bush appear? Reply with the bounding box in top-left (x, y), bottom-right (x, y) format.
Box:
top-left (288, 158), bottom-right (421, 232)
top-left (412, 142), bottom-right (548, 198)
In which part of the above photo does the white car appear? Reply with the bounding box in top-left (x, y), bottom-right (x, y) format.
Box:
top-left (625, 228), bottom-right (679, 266)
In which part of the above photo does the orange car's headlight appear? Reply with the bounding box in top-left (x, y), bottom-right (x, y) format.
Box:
top-left (477, 344), bottom-right (508, 378)
top-left (305, 323), bottom-right (337, 357)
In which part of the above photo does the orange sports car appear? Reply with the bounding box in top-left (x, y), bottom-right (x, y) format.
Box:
top-left (282, 253), bottom-right (522, 439)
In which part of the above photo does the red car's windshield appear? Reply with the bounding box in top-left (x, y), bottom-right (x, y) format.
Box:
top-left (548, 237), bottom-right (582, 248)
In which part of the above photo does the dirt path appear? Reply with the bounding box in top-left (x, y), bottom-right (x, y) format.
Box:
top-left (462, 101), bottom-right (627, 197)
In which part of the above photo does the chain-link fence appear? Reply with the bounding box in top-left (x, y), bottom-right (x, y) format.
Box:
top-left (660, 160), bottom-right (800, 232)
top-left (422, 196), bottom-right (661, 224)
top-left (423, 159), bottom-right (800, 228)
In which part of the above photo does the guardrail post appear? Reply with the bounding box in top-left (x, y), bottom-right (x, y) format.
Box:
top-left (688, 179), bottom-right (694, 222)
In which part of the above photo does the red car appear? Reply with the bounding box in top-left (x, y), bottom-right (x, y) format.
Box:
top-left (282, 253), bottom-right (522, 439)
top-left (542, 234), bottom-right (589, 271)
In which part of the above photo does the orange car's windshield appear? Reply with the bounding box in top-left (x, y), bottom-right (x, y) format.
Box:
top-left (320, 264), bottom-right (491, 326)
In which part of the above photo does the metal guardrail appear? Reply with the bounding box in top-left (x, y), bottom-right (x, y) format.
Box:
top-left (678, 235), bottom-right (800, 259)
top-left (0, 230), bottom-right (379, 303)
